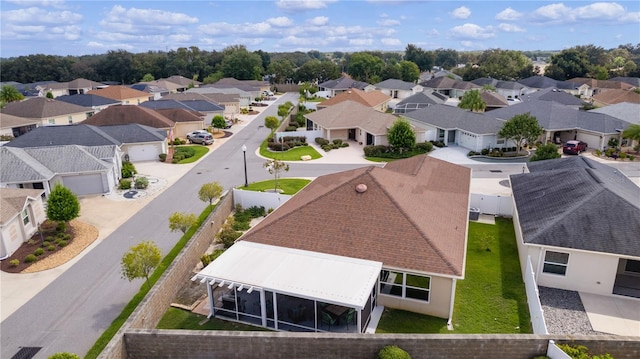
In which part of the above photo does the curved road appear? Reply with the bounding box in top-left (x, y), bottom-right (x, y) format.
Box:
top-left (0, 93), bottom-right (370, 358)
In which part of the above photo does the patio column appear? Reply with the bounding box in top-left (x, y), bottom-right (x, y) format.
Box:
top-left (206, 282), bottom-right (214, 319)
top-left (260, 290), bottom-right (267, 327)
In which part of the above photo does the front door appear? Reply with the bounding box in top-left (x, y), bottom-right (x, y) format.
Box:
top-left (366, 133), bottom-right (374, 146)
top-left (448, 130), bottom-right (456, 144)
top-left (613, 259), bottom-right (640, 298)
top-left (348, 129), bottom-right (356, 140)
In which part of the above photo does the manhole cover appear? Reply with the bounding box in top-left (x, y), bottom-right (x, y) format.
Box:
top-left (11, 347), bottom-right (41, 359)
top-left (123, 190), bottom-right (138, 199)
top-left (499, 180), bottom-right (511, 188)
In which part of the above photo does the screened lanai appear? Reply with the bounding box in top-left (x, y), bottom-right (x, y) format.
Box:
top-left (192, 241), bottom-right (382, 333)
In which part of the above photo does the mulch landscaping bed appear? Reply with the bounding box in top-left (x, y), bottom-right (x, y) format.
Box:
top-left (1, 220), bottom-right (75, 273)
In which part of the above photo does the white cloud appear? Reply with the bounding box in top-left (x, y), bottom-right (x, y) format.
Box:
top-left (531, 3), bottom-right (573, 23)
top-left (276, 0), bottom-right (336, 11)
top-left (307, 16), bottom-right (329, 26)
top-left (198, 21), bottom-right (275, 37)
top-left (100, 5), bottom-right (198, 26)
top-left (450, 23), bottom-right (495, 39)
top-left (2, 7), bottom-right (82, 24)
top-left (381, 38), bottom-right (402, 46)
top-left (267, 17), bottom-right (293, 27)
top-left (349, 38), bottom-right (374, 46)
top-left (531, 2), bottom-right (640, 24)
top-left (5, 0), bottom-right (65, 8)
top-left (452, 6), bottom-right (471, 19)
top-left (495, 7), bottom-right (522, 21)
top-left (497, 23), bottom-right (526, 32)
top-left (378, 19), bottom-right (400, 26)
top-left (426, 28), bottom-right (440, 37)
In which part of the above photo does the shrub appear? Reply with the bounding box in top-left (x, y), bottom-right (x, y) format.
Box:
top-left (468, 151), bottom-right (477, 156)
top-left (415, 141), bottom-right (433, 152)
top-left (341, 142), bottom-right (349, 147)
top-left (46, 236), bottom-right (56, 242)
top-left (201, 249), bottom-right (225, 267)
top-left (332, 139), bottom-right (343, 146)
top-left (619, 152), bottom-right (627, 159)
top-left (56, 221), bottom-right (66, 233)
top-left (25, 254), bottom-right (37, 263)
top-left (48, 353), bottom-right (81, 359)
top-left (481, 148), bottom-right (490, 155)
top-left (175, 147), bottom-right (196, 158)
top-left (608, 138), bottom-right (619, 148)
top-left (285, 126), bottom-right (298, 132)
top-left (595, 149), bottom-right (602, 156)
top-left (134, 176), bottom-right (149, 189)
top-left (121, 161), bottom-right (137, 178)
top-left (378, 345), bottom-right (411, 359)
top-left (119, 179), bottom-right (132, 190)
top-left (172, 138), bottom-right (182, 146)
top-left (9, 259), bottom-right (19, 267)
top-left (34, 247), bottom-right (44, 256)
top-left (58, 240), bottom-right (68, 247)
top-left (159, 153), bottom-right (167, 162)
top-left (363, 145), bottom-right (388, 157)
top-left (43, 241), bottom-right (50, 247)
top-left (218, 227), bottom-right (242, 248)
top-left (629, 155), bottom-right (635, 161)
top-left (315, 137), bottom-right (329, 146)
top-left (47, 245), bottom-right (56, 251)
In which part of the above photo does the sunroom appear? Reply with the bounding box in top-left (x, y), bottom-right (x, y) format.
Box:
top-left (192, 241), bottom-right (382, 333)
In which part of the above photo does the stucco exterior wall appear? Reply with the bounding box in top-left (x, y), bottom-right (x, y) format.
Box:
top-left (378, 276), bottom-right (453, 319)
top-left (41, 112), bottom-right (89, 126)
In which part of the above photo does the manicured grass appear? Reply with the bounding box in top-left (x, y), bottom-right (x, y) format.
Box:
top-left (365, 157), bottom-right (397, 162)
top-left (239, 178), bottom-right (311, 195)
top-left (157, 307), bottom-right (269, 331)
top-left (376, 218), bottom-right (531, 334)
top-left (175, 145), bottom-right (209, 164)
top-left (259, 138), bottom-right (322, 161)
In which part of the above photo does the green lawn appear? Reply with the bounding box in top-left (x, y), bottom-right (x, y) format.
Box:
top-left (174, 145), bottom-right (210, 164)
top-left (238, 178), bottom-right (311, 195)
top-left (157, 307), bottom-right (269, 331)
top-left (376, 218), bottom-right (531, 334)
top-left (259, 139), bottom-right (322, 161)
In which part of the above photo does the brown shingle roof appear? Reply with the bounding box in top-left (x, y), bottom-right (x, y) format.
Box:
top-left (87, 86), bottom-right (151, 101)
top-left (567, 78), bottom-right (634, 90)
top-left (82, 105), bottom-right (174, 128)
top-left (306, 100), bottom-right (396, 135)
top-left (318, 88), bottom-right (390, 109)
top-left (239, 155), bottom-right (471, 277)
top-left (480, 91), bottom-right (509, 107)
top-left (592, 89), bottom-right (640, 105)
top-left (154, 108), bottom-right (203, 122)
top-left (1, 97), bottom-right (91, 119)
top-left (0, 112), bottom-right (40, 129)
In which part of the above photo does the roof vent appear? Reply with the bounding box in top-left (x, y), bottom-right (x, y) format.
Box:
top-left (355, 183), bottom-right (367, 193)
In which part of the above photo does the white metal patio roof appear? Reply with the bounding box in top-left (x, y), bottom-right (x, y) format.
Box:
top-left (195, 241), bottom-right (382, 309)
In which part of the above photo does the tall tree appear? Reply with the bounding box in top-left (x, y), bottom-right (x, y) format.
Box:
top-left (347, 52), bottom-right (385, 83)
top-left (120, 240), bottom-right (162, 289)
top-left (434, 48), bottom-right (459, 69)
top-left (198, 182), bottom-right (224, 206)
top-left (546, 48), bottom-right (592, 80)
top-left (267, 58), bottom-right (295, 84)
top-left (387, 118), bottom-right (416, 151)
top-left (264, 116), bottom-right (279, 131)
top-left (220, 45), bottom-right (263, 80)
top-left (477, 49), bottom-right (532, 80)
top-left (46, 184), bottom-right (80, 226)
top-left (458, 90), bottom-right (486, 112)
top-left (399, 61), bottom-right (420, 82)
top-left (497, 113), bottom-right (543, 154)
top-left (211, 115), bottom-right (226, 133)
top-left (168, 212), bottom-right (198, 234)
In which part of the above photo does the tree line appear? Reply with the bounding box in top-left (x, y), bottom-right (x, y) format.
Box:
top-left (1, 43), bottom-right (638, 86)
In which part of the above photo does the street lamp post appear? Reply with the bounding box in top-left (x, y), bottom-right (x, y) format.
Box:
top-left (242, 144), bottom-right (248, 187)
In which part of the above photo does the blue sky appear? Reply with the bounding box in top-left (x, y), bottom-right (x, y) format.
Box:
top-left (1, 0), bottom-right (639, 58)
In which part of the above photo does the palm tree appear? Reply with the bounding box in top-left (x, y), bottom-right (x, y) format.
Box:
top-left (622, 124), bottom-right (640, 154)
top-left (458, 90), bottom-right (486, 112)
top-left (0, 85), bottom-right (24, 105)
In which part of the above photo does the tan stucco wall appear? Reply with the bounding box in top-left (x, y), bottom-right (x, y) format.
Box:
top-left (378, 275), bottom-right (453, 319)
top-left (121, 96), bottom-right (150, 105)
top-left (40, 112), bottom-right (89, 126)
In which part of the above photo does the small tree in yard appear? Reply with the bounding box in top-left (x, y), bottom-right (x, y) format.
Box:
top-left (458, 89), bottom-right (486, 112)
top-left (46, 183), bottom-right (80, 227)
top-left (212, 115), bottom-right (226, 133)
top-left (264, 115), bottom-right (279, 131)
top-left (121, 240), bottom-right (162, 290)
top-left (498, 113), bottom-right (543, 154)
top-left (264, 159), bottom-right (289, 192)
top-left (387, 118), bottom-right (416, 152)
top-left (199, 181), bottom-right (223, 206)
top-left (530, 142), bottom-right (561, 162)
top-left (168, 212), bottom-right (198, 234)
top-left (622, 124), bottom-right (640, 154)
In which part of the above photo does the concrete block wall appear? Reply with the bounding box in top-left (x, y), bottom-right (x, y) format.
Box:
top-left (98, 194), bottom-right (234, 359)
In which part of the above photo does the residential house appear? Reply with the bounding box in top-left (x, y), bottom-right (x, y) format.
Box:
top-left (193, 155), bottom-right (471, 332)
top-left (402, 104), bottom-right (508, 151)
top-left (165, 75), bottom-right (202, 90)
top-left (393, 91), bottom-right (447, 114)
top-left (153, 108), bottom-right (207, 140)
top-left (66, 78), bottom-right (107, 95)
top-left (140, 98), bottom-right (223, 127)
top-left (82, 105), bottom-right (174, 136)
top-left (566, 78), bottom-right (634, 98)
top-left (420, 77), bottom-right (480, 99)
top-left (211, 78), bottom-right (269, 93)
top-left (316, 88), bottom-right (391, 112)
top-left (5, 123), bottom-right (166, 162)
top-left (373, 79), bottom-right (424, 104)
top-left (590, 102), bottom-right (640, 149)
top-left (138, 79), bottom-right (184, 95)
top-left (479, 91), bottom-right (509, 111)
top-left (592, 89), bottom-right (640, 107)
top-left (517, 75), bottom-right (584, 97)
top-left (161, 92), bottom-right (240, 120)
top-left (0, 188), bottom-right (47, 259)
top-left (187, 87), bottom-right (252, 108)
top-left (317, 76), bottom-right (370, 98)
top-left (0, 145), bottom-right (120, 196)
top-left (87, 86), bottom-right (152, 105)
top-left (521, 87), bottom-right (586, 110)
top-left (55, 94), bottom-right (120, 113)
top-left (130, 83), bottom-right (172, 100)
top-left (470, 78), bottom-right (530, 100)
top-left (0, 113), bottom-right (39, 138)
top-left (305, 100), bottom-right (403, 146)
top-left (1, 97), bottom-right (93, 126)
top-left (609, 76), bottom-right (640, 88)
top-left (510, 157), bottom-right (640, 298)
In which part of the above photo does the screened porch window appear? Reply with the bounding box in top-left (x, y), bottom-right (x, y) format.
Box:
top-left (380, 270), bottom-right (430, 302)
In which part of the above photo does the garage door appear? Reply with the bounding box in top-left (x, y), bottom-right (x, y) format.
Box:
top-left (62, 174), bottom-right (105, 196)
top-left (127, 145), bottom-right (159, 162)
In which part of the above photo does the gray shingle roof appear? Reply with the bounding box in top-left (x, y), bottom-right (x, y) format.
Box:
top-left (55, 94), bottom-right (119, 107)
top-left (403, 104), bottom-right (505, 134)
top-left (1, 97), bottom-right (92, 118)
top-left (140, 99), bottom-right (223, 112)
top-left (589, 102), bottom-right (640, 125)
top-left (394, 92), bottom-right (446, 114)
top-left (511, 157), bottom-right (640, 257)
top-left (609, 77), bottom-right (640, 87)
top-left (318, 76), bottom-right (370, 91)
top-left (374, 79), bottom-right (419, 91)
top-left (524, 87), bottom-right (585, 106)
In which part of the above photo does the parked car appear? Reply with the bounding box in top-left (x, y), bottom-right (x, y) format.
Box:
top-left (563, 140), bottom-right (588, 155)
top-left (189, 133), bottom-right (214, 145)
top-left (262, 90), bottom-right (274, 97)
top-left (225, 119), bottom-right (233, 129)
top-left (186, 130), bottom-right (210, 140)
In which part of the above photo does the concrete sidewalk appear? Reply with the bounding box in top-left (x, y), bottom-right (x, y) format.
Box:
top-left (580, 292), bottom-right (640, 337)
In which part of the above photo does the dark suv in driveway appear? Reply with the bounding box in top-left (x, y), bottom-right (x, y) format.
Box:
top-left (563, 140), bottom-right (588, 155)
top-left (189, 133), bottom-right (214, 145)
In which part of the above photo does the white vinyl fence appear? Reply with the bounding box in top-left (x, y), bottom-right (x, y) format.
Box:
top-left (524, 255), bottom-right (548, 335)
top-left (233, 188), bottom-right (292, 212)
top-left (469, 193), bottom-right (514, 217)
top-left (547, 341), bottom-right (572, 359)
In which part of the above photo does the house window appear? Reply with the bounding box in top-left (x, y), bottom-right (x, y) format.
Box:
top-left (22, 209), bottom-right (30, 225)
top-left (48, 119), bottom-right (55, 124)
top-left (68, 116), bottom-right (73, 124)
top-left (379, 270), bottom-right (430, 302)
top-left (543, 251), bottom-right (569, 276)
top-left (497, 138), bottom-right (505, 145)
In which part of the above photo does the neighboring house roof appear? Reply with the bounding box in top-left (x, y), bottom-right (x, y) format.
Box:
top-left (523, 87), bottom-right (585, 106)
top-left (567, 78), bottom-right (634, 90)
top-left (212, 77), bottom-right (267, 88)
top-left (131, 84), bottom-right (171, 94)
top-left (201, 83), bottom-right (260, 93)
top-left (154, 108), bottom-right (204, 123)
top-left (432, 69), bottom-right (462, 80)
top-left (588, 102), bottom-right (640, 125)
top-left (187, 87), bottom-right (251, 97)
top-left (86, 86), bottom-right (151, 101)
top-left (82, 105), bottom-right (174, 128)
top-left (404, 104), bottom-right (505, 135)
top-left (171, 91), bottom-right (240, 103)
top-left (470, 78), bottom-right (527, 91)
top-left (489, 100), bottom-right (628, 134)
top-left (317, 88), bottom-right (390, 109)
top-left (480, 91), bottom-right (509, 108)
top-left (306, 100), bottom-right (397, 135)
top-left (0, 113), bottom-right (39, 129)
top-left (592, 89), bottom-right (640, 105)
top-left (55, 94), bottom-right (120, 108)
top-left (239, 155), bottom-right (471, 277)
top-left (420, 76), bottom-right (480, 91)
top-left (518, 75), bottom-right (578, 90)
top-left (140, 99), bottom-right (223, 113)
top-left (165, 75), bottom-right (202, 87)
top-left (0, 145), bottom-right (116, 184)
top-left (511, 156), bottom-right (640, 257)
top-left (374, 79), bottom-right (420, 91)
top-left (609, 77), bottom-right (640, 87)
top-left (0, 188), bottom-right (45, 224)
top-left (67, 78), bottom-right (106, 90)
top-left (394, 91), bottom-right (447, 113)
top-left (0, 97), bottom-right (92, 118)
top-left (318, 76), bottom-right (370, 91)
top-left (138, 80), bottom-right (183, 92)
